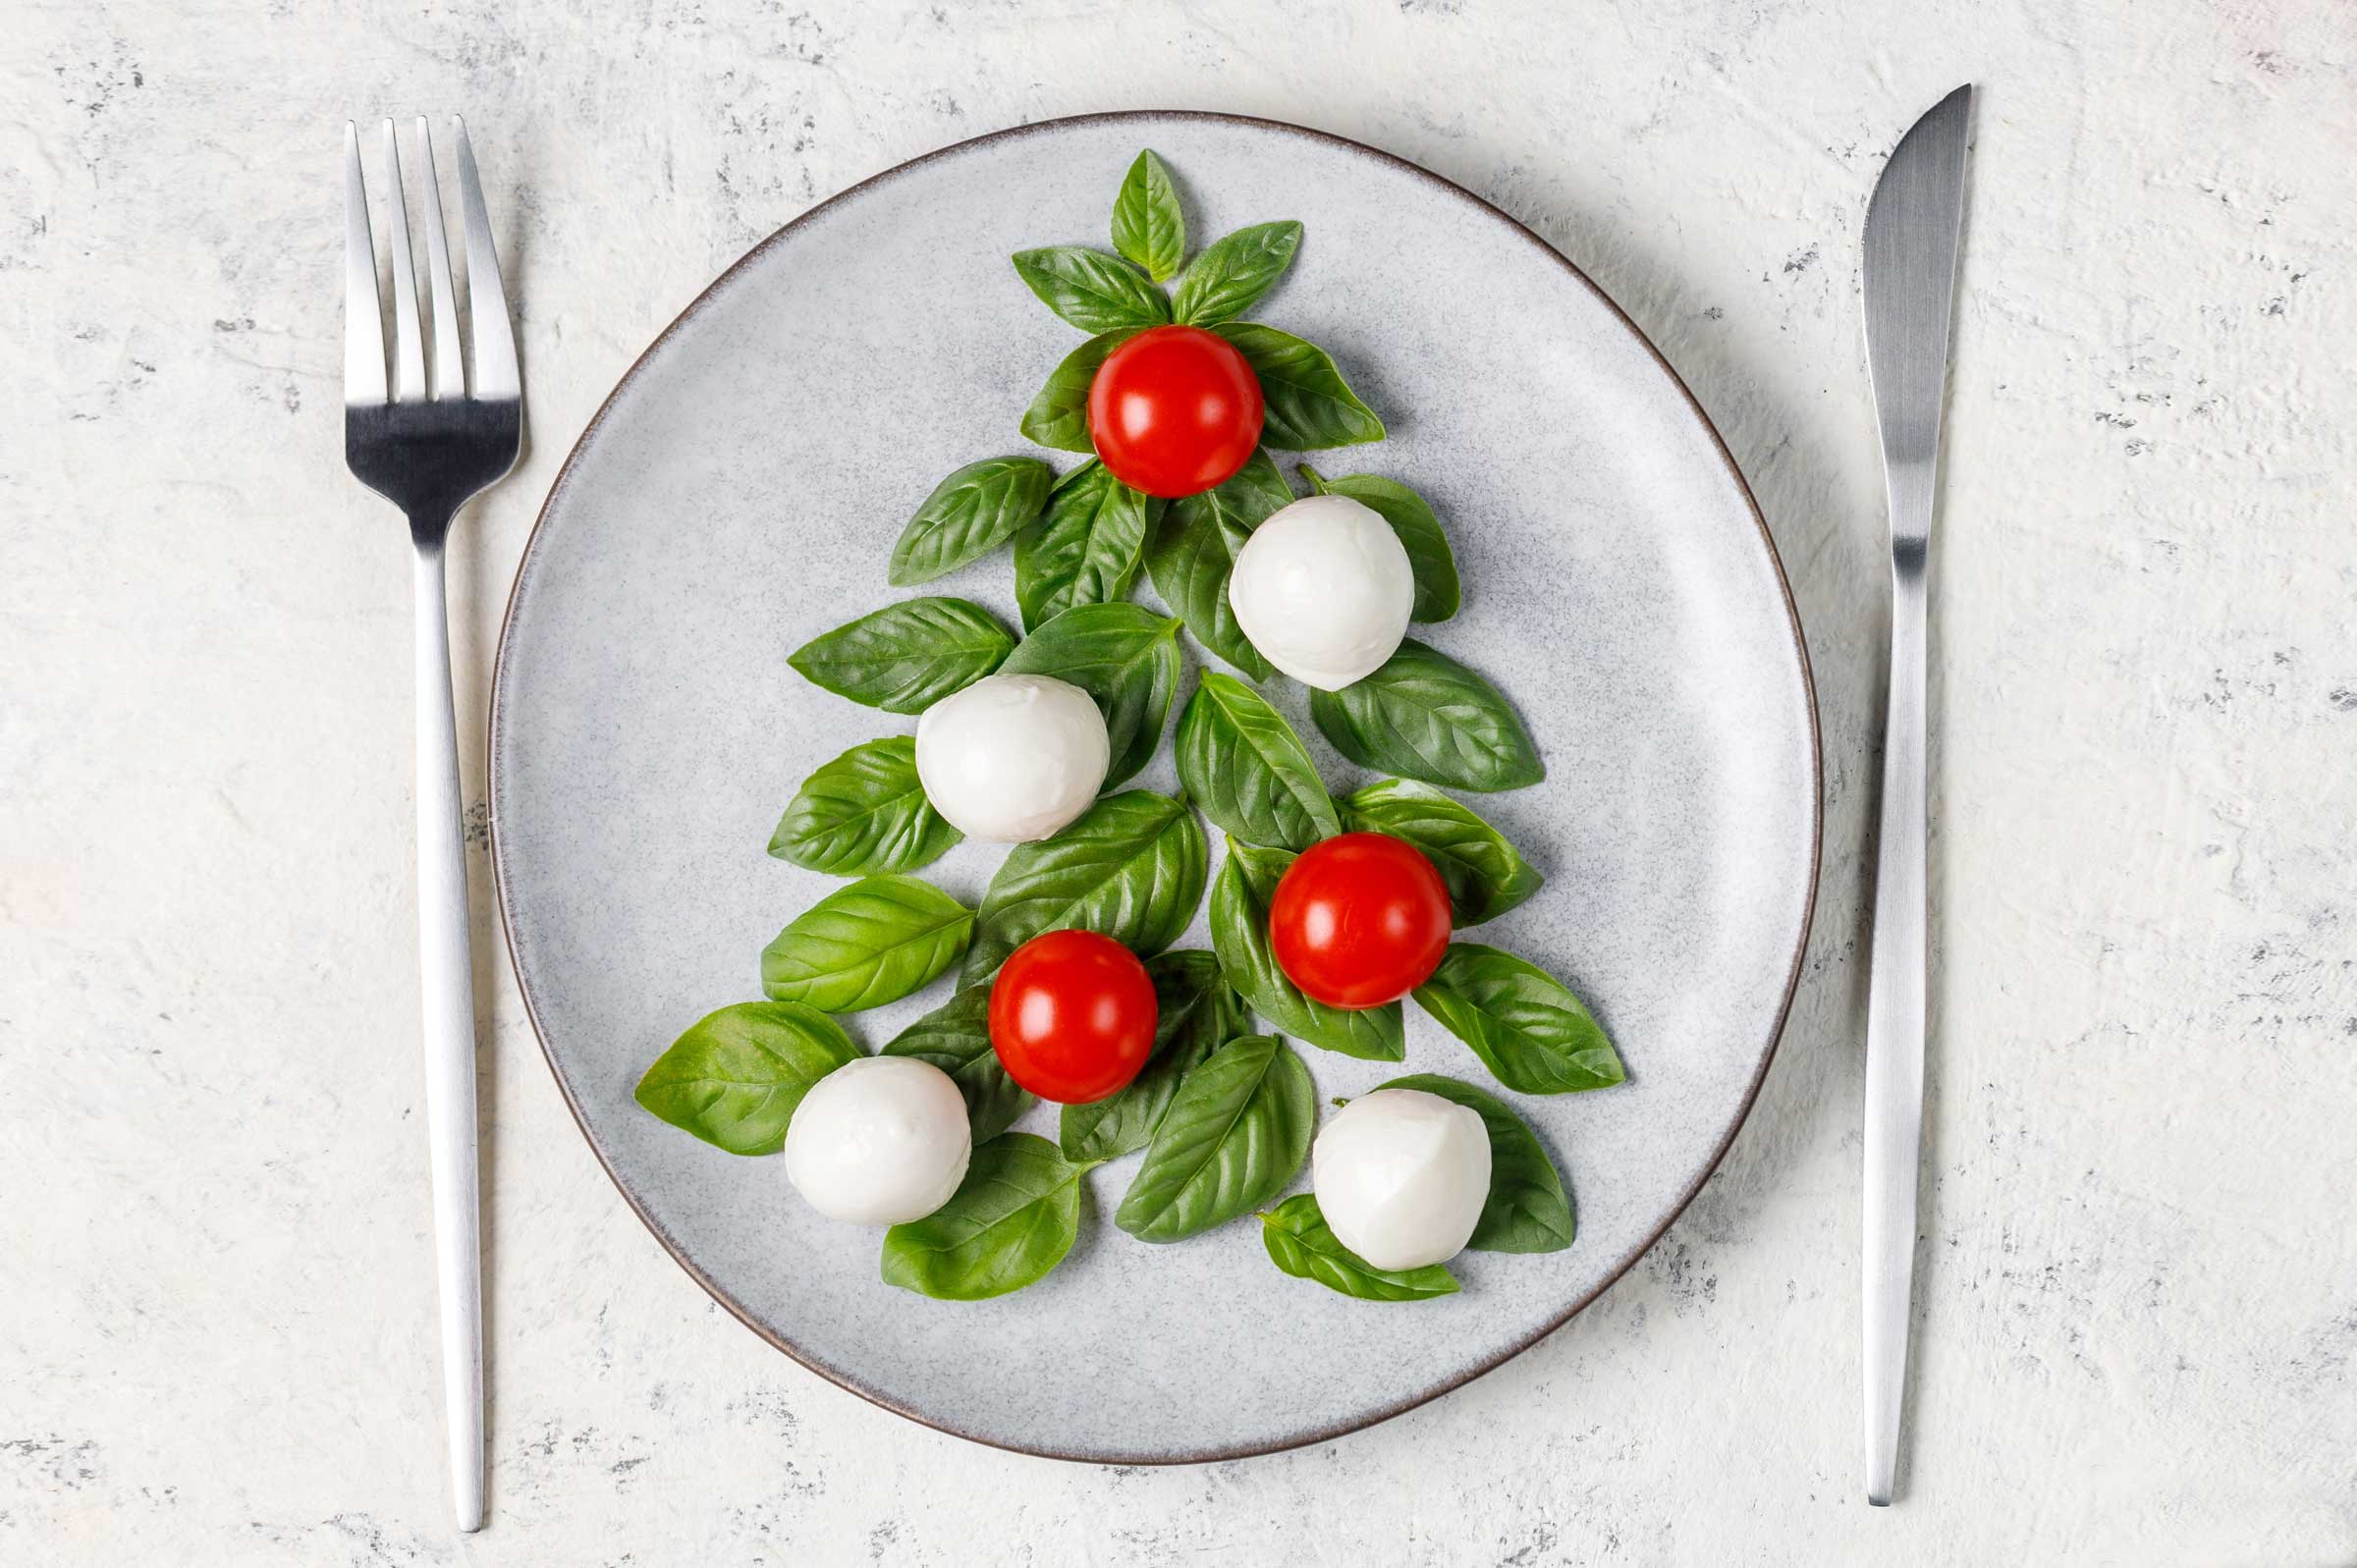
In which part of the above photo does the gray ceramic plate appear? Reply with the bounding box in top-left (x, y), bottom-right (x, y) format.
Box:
top-left (490, 112), bottom-right (1819, 1463)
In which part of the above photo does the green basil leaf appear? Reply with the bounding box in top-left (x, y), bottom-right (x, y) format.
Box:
top-left (769, 736), bottom-right (961, 877)
top-left (1373, 1072), bottom-right (1573, 1253)
top-left (999, 603), bottom-right (1182, 788)
top-left (1309, 639), bottom-right (1543, 793)
top-left (1170, 221), bottom-right (1303, 327)
top-left (1341, 778), bottom-right (1543, 926)
top-left (1297, 465), bottom-right (1459, 622)
top-left (1208, 838), bottom-right (1404, 1060)
top-left (887, 458), bottom-right (1054, 587)
top-left (1211, 322), bottom-right (1385, 450)
top-left (1060, 949), bottom-right (1250, 1162)
top-left (880, 1133), bottom-right (1094, 1300)
top-left (1014, 460), bottom-right (1160, 632)
top-left (1177, 672), bottom-right (1341, 851)
top-left (760, 875), bottom-right (974, 1013)
top-left (1258, 1192), bottom-right (1461, 1300)
top-left (1018, 330), bottom-right (1134, 453)
top-left (1143, 448), bottom-right (1291, 680)
top-left (633, 1001), bottom-right (861, 1156)
top-left (961, 790), bottom-right (1208, 984)
top-left (1109, 149), bottom-right (1185, 283)
top-left (788, 597), bottom-right (1016, 715)
top-left (1411, 945), bottom-right (1624, 1095)
top-left (881, 986), bottom-right (1035, 1142)
top-left (1114, 1034), bottom-right (1315, 1242)
top-left (1011, 245), bottom-right (1173, 333)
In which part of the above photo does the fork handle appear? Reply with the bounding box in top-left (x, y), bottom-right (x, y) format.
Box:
top-left (412, 539), bottom-right (485, 1532)
top-left (1862, 559), bottom-right (1929, 1506)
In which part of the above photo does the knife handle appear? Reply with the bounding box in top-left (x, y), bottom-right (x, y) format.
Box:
top-left (1863, 558), bottom-right (1928, 1506)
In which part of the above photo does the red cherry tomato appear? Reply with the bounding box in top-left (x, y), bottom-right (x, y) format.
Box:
top-left (988, 929), bottom-right (1159, 1104)
top-left (1269, 833), bottom-right (1452, 1009)
top-left (1086, 325), bottom-right (1265, 499)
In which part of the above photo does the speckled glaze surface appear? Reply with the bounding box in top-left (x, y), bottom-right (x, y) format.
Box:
top-left (489, 112), bottom-right (1818, 1462)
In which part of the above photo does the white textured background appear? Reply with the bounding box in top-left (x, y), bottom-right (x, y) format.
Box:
top-left (4, 1), bottom-right (2352, 1563)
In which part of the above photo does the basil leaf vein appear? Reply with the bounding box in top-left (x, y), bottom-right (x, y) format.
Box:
top-left (1177, 672), bottom-right (1341, 851)
top-left (1109, 149), bottom-right (1185, 283)
top-left (1018, 330), bottom-right (1134, 453)
top-left (1114, 1034), bottom-right (1315, 1242)
top-left (1411, 944), bottom-right (1624, 1095)
top-left (888, 458), bottom-right (1054, 586)
top-left (769, 736), bottom-right (961, 876)
top-left (1143, 448), bottom-right (1291, 680)
top-left (1341, 778), bottom-right (1542, 926)
top-left (1298, 465), bottom-right (1459, 622)
top-left (1374, 1072), bottom-right (1572, 1253)
top-left (759, 875), bottom-right (974, 1013)
top-left (1208, 838), bottom-right (1403, 1060)
top-left (999, 603), bottom-right (1182, 789)
top-left (1011, 245), bottom-right (1173, 334)
top-left (1171, 220), bottom-right (1302, 327)
top-left (1309, 638), bottom-right (1543, 792)
top-left (1211, 322), bottom-right (1384, 449)
top-left (633, 1001), bottom-right (861, 1156)
top-left (787, 597), bottom-right (1016, 715)
top-left (1259, 1192), bottom-right (1460, 1300)
top-left (883, 986), bottom-right (1035, 1142)
top-left (1060, 949), bottom-right (1249, 1162)
top-left (961, 790), bottom-right (1208, 984)
top-left (1014, 460), bottom-right (1161, 632)
top-left (880, 1133), bottom-right (1094, 1300)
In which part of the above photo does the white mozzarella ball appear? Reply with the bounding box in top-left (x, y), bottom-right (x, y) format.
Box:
top-left (1312, 1088), bottom-right (1492, 1271)
top-left (784, 1056), bottom-right (972, 1225)
top-left (1228, 494), bottom-right (1414, 690)
top-left (914, 673), bottom-right (1109, 842)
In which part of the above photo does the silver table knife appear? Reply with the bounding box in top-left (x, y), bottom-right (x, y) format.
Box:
top-left (1860, 82), bottom-right (1972, 1507)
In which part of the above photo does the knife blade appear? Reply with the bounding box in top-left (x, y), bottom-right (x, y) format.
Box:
top-left (1859, 81), bottom-right (1972, 1508)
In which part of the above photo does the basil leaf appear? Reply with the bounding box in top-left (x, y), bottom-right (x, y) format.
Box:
top-left (881, 986), bottom-right (1035, 1142)
top-left (961, 790), bottom-right (1208, 984)
top-left (1060, 949), bottom-right (1249, 1162)
top-left (1018, 330), bottom-right (1133, 453)
top-left (1011, 245), bottom-right (1172, 334)
top-left (1309, 639), bottom-right (1543, 793)
top-left (633, 1001), bottom-right (860, 1156)
top-left (887, 458), bottom-right (1054, 587)
top-left (1211, 322), bottom-right (1385, 450)
top-left (880, 1133), bottom-right (1094, 1300)
top-left (788, 597), bottom-right (1016, 715)
top-left (1341, 778), bottom-right (1542, 926)
top-left (1259, 1192), bottom-right (1460, 1300)
top-left (769, 736), bottom-right (961, 877)
top-left (1143, 448), bottom-right (1291, 680)
top-left (1014, 460), bottom-right (1160, 632)
top-left (760, 875), bottom-right (974, 1013)
top-left (1177, 672), bottom-right (1340, 851)
top-left (1374, 1072), bottom-right (1573, 1253)
top-left (1412, 945), bottom-right (1624, 1095)
top-left (1208, 838), bottom-right (1404, 1060)
top-left (1297, 465), bottom-right (1459, 622)
top-left (1114, 1034), bottom-right (1315, 1242)
top-left (1109, 149), bottom-right (1185, 283)
top-left (1170, 221), bottom-right (1303, 327)
top-left (999, 603), bottom-right (1182, 789)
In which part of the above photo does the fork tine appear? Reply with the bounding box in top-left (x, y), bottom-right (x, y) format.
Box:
top-left (412, 118), bottom-right (466, 401)
top-left (451, 117), bottom-right (520, 404)
top-left (344, 122), bottom-right (387, 406)
top-left (380, 121), bottom-right (428, 403)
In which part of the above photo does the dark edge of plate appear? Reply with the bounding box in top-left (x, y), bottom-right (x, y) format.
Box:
top-left (485, 109), bottom-right (1825, 1467)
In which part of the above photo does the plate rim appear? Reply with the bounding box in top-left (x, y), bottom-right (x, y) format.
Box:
top-left (486, 108), bottom-right (1824, 1465)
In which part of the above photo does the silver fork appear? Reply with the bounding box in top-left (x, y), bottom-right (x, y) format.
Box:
top-left (344, 115), bottom-right (520, 1534)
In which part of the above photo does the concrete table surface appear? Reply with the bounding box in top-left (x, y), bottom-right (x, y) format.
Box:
top-left (3, 1), bottom-right (2351, 1562)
